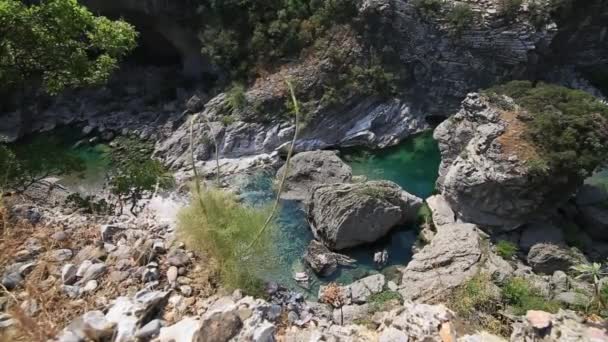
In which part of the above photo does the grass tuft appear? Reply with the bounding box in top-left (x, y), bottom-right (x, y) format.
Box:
top-left (177, 186), bottom-right (275, 296)
top-left (495, 240), bottom-right (518, 259)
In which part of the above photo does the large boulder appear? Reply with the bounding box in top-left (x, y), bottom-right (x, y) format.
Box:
top-left (519, 222), bottom-right (565, 252)
top-left (398, 223), bottom-right (483, 301)
top-left (307, 181), bottom-right (422, 250)
top-left (277, 150), bottom-right (352, 201)
top-left (527, 243), bottom-right (588, 275)
top-left (434, 93), bottom-right (579, 229)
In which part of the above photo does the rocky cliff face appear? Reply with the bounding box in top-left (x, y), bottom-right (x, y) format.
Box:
top-left (434, 93), bottom-right (579, 229)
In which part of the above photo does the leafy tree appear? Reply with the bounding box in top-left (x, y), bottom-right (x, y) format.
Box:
top-left (1, 137), bottom-right (84, 193)
top-left (0, 0), bottom-right (137, 95)
top-left (109, 159), bottom-right (173, 215)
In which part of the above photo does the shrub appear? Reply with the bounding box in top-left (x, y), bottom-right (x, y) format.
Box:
top-left (446, 3), bottom-right (475, 34)
top-left (495, 240), bottom-right (518, 259)
top-left (498, 0), bottom-right (523, 21)
top-left (502, 277), bottom-right (560, 315)
top-left (225, 83), bottom-right (247, 113)
top-left (417, 203), bottom-right (433, 225)
top-left (368, 290), bottom-right (403, 312)
top-left (412, 0), bottom-right (445, 18)
top-left (177, 187), bottom-right (275, 296)
top-left (484, 81), bottom-right (608, 179)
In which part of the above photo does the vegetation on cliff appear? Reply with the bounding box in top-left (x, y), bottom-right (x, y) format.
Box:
top-left (484, 81), bottom-right (608, 178)
top-left (0, 0), bottom-right (137, 95)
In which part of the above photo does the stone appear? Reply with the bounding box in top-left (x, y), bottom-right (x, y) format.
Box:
top-left (512, 309), bottom-right (608, 341)
top-left (399, 223), bottom-right (483, 301)
top-left (1, 272), bottom-right (23, 290)
top-left (200, 312), bottom-right (243, 342)
top-left (61, 264), bottom-right (78, 285)
top-left (276, 150), bottom-right (352, 201)
top-left (575, 184), bottom-right (608, 207)
top-left (346, 274), bottom-right (385, 304)
top-left (62, 285), bottom-right (81, 299)
top-left (551, 270), bottom-right (569, 294)
top-left (48, 249), bottom-right (73, 262)
top-left (180, 285), bottom-right (193, 297)
top-left (252, 321), bottom-right (275, 342)
top-left (519, 222), bottom-right (565, 252)
top-left (51, 231), bottom-right (68, 242)
top-left (434, 93), bottom-right (579, 229)
top-left (307, 181), bottom-right (422, 250)
top-left (135, 319), bottom-right (162, 339)
top-left (167, 249), bottom-right (190, 267)
top-left (106, 290), bottom-right (170, 342)
top-left (426, 195), bottom-right (455, 228)
top-left (82, 280), bottom-right (99, 293)
top-left (167, 266), bottom-right (178, 284)
top-left (79, 262), bottom-right (106, 283)
top-left (303, 240), bottom-right (355, 277)
top-left (159, 317), bottom-right (203, 342)
top-left (0, 313), bottom-right (15, 329)
top-left (527, 243), bottom-right (587, 275)
top-left (526, 310), bottom-right (552, 330)
top-left (554, 292), bottom-right (591, 307)
top-left (76, 260), bottom-right (92, 278)
top-left (101, 224), bottom-right (124, 242)
top-left (333, 304), bottom-right (370, 325)
top-left (62, 310), bottom-right (115, 341)
top-left (379, 327), bottom-right (409, 342)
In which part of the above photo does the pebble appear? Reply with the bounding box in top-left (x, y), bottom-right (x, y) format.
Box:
top-left (143, 268), bottom-right (160, 283)
top-left (62, 285), bottom-right (81, 299)
top-left (177, 276), bottom-right (192, 285)
top-left (167, 249), bottom-right (189, 267)
top-left (180, 285), bottom-right (193, 297)
top-left (77, 260), bottom-right (93, 277)
top-left (80, 263), bottom-right (106, 283)
top-left (18, 262), bottom-right (36, 276)
top-left (82, 280), bottom-right (99, 293)
top-left (167, 266), bottom-right (178, 284)
top-left (0, 313), bottom-right (15, 329)
top-left (1, 272), bottom-right (23, 290)
top-left (51, 231), bottom-right (68, 242)
top-left (62, 264), bottom-right (78, 285)
top-left (135, 319), bottom-right (162, 339)
top-left (48, 249), bottom-right (73, 262)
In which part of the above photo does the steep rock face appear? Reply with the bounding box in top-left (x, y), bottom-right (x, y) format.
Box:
top-left (307, 181), bottom-right (422, 250)
top-left (434, 93), bottom-right (578, 229)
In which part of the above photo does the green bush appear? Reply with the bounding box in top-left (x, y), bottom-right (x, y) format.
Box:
top-left (498, 0), bottom-right (523, 21)
top-left (412, 0), bottom-right (444, 18)
top-left (177, 187), bottom-right (275, 296)
top-left (502, 277), bottom-right (560, 315)
top-left (368, 290), bottom-right (403, 312)
top-left (495, 240), bottom-right (518, 259)
top-left (446, 3), bottom-right (475, 34)
top-left (484, 81), bottom-right (608, 179)
top-left (225, 83), bottom-right (247, 112)
top-left (417, 203), bottom-right (433, 225)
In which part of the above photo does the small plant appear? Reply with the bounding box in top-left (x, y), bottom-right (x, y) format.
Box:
top-left (446, 3), bottom-right (475, 35)
top-left (368, 290), bottom-right (403, 313)
top-left (498, 0), bottom-right (523, 21)
top-left (495, 240), bottom-right (518, 259)
top-left (320, 283), bottom-right (346, 324)
top-left (571, 262), bottom-right (608, 310)
top-left (65, 193), bottom-right (114, 215)
top-left (417, 203), bottom-right (433, 225)
top-left (225, 83), bottom-right (247, 112)
top-left (502, 277), bottom-right (560, 315)
top-left (412, 0), bottom-right (445, 18)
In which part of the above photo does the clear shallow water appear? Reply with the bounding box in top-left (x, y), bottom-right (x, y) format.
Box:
top-left (59, 143), bottom-right (112, 194)
top-left (238, 132), bottom-right (441, 296)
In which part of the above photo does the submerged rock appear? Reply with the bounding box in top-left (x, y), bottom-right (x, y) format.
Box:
top-left (276, 150), bottom-right (352, 201)
top-left (307, 181), bottom-right (422, 250)
top-left (303, 240), bottom-right (356, 277)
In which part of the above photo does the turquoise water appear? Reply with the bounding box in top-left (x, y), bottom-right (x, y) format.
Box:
top-left (240, 131), bottom-right (441, 296)
top-left (59, 143), bottom-right (112, 193)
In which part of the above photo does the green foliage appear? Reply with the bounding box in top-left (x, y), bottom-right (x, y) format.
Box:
top-left (65, 193), bottom-right (113, 215)
top-left (225, 83), bottom-right (247, 113)
top-left (412, 0), bottom-right (444, 18)
top-left (446, 3), bottom-right (475, 34)
top-left (484, 81), bottom-right (608, 179)
top-left (495, 240), bottom-right (518, 259)
top-left (109, 159), bottom-right (173, 215)
top-left (417, 203), bottom-right (432, 225)
top-left (571, 262), bottom-right (608, 310)
top-left (177, 187), bottom-right (275, 296)
top-left (368, 290), bottom-right (403, 313)
top-left (502, 277), bottom-right (560, 315)
top-left (498, 0), bottom-right (523, 21)
top-left (0, 137), bottom-right (84, 192)
top-left (199, 0), bottom-right (357, 82)
top-left (0, 0), bottom-right (137, 94)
